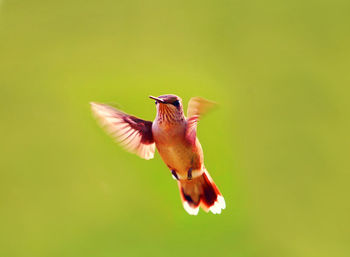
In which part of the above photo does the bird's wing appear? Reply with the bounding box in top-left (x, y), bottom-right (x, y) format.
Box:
top-left (186, 97), bottom-right (216, 141)
top-left (91, 102), bottom-right (155, 160)
top-left (187, 97), bottom-right (216, 118)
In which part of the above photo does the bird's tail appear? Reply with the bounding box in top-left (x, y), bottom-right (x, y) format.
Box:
top-left (178, 169), bottom-right (225, 215)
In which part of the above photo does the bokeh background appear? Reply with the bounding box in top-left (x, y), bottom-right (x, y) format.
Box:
top-left (1, 0), bottom-right (349, 256)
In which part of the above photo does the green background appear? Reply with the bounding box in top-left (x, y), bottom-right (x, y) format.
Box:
top-left (1, 0), bottom-right (349, 256)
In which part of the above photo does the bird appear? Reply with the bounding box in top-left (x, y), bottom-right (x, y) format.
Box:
top-left (90, 94), bottom-right (225, 215)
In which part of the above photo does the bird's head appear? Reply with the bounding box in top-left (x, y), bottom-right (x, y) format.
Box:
top-left (149, 94), bottom-right (184, 122)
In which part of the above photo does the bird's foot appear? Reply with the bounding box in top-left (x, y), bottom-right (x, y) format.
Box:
top-left (187, 168), bottom-right (192, 180)
top-left (171, 170), bottom-right (179, 180)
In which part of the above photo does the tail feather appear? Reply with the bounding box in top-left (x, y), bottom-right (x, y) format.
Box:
top-left (178, 169), bottom-right (225, 215)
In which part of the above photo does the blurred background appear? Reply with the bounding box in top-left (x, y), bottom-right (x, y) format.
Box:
top-left (0, 0), bottom-right (349, 256)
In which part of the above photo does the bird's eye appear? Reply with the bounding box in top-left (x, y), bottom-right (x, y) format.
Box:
top-left (172, 100), bottom-right (180, 107)
top-left (155, 101), bottom-right (158, 105)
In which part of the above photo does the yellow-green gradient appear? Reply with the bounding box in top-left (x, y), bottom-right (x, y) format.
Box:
top-left (0, 1), bottom-right (349, 257)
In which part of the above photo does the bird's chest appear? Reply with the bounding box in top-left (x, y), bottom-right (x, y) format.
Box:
top-left (152, 120), bottom-right (185, 143)
top-left (152, 121), bottom-right (195, 172)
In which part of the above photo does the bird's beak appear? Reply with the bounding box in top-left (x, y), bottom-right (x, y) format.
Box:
top-left (149, 95), bottom-right (165, 103)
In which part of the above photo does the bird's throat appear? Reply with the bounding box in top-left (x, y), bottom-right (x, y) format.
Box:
top-left (156, 105), bottom-right (185, 124)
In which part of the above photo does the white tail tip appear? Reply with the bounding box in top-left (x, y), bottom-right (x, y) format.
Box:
top-left (209, 195), bottom-right (226, 214)
top-left (183, 201), bottom-right (199, 215)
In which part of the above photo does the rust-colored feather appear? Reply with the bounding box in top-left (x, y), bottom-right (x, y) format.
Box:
top-left (90, 102), bottom-right (155, 160)
top-left (185, 97), bottom-right (216, 142)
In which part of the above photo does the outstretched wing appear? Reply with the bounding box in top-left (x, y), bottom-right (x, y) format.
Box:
top-left (91, 102), bottom-right (155, 160)
top-left (186, 97), bottom-right (216, 141)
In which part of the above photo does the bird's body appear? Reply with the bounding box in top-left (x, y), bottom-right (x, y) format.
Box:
top-left (91, 94), bottom-right (225, 215)
top-left (152, 110), bottom-right (203, 178)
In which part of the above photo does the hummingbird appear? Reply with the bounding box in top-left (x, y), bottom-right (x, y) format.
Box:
top-left (90, 94), bottom-right (225, 215)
